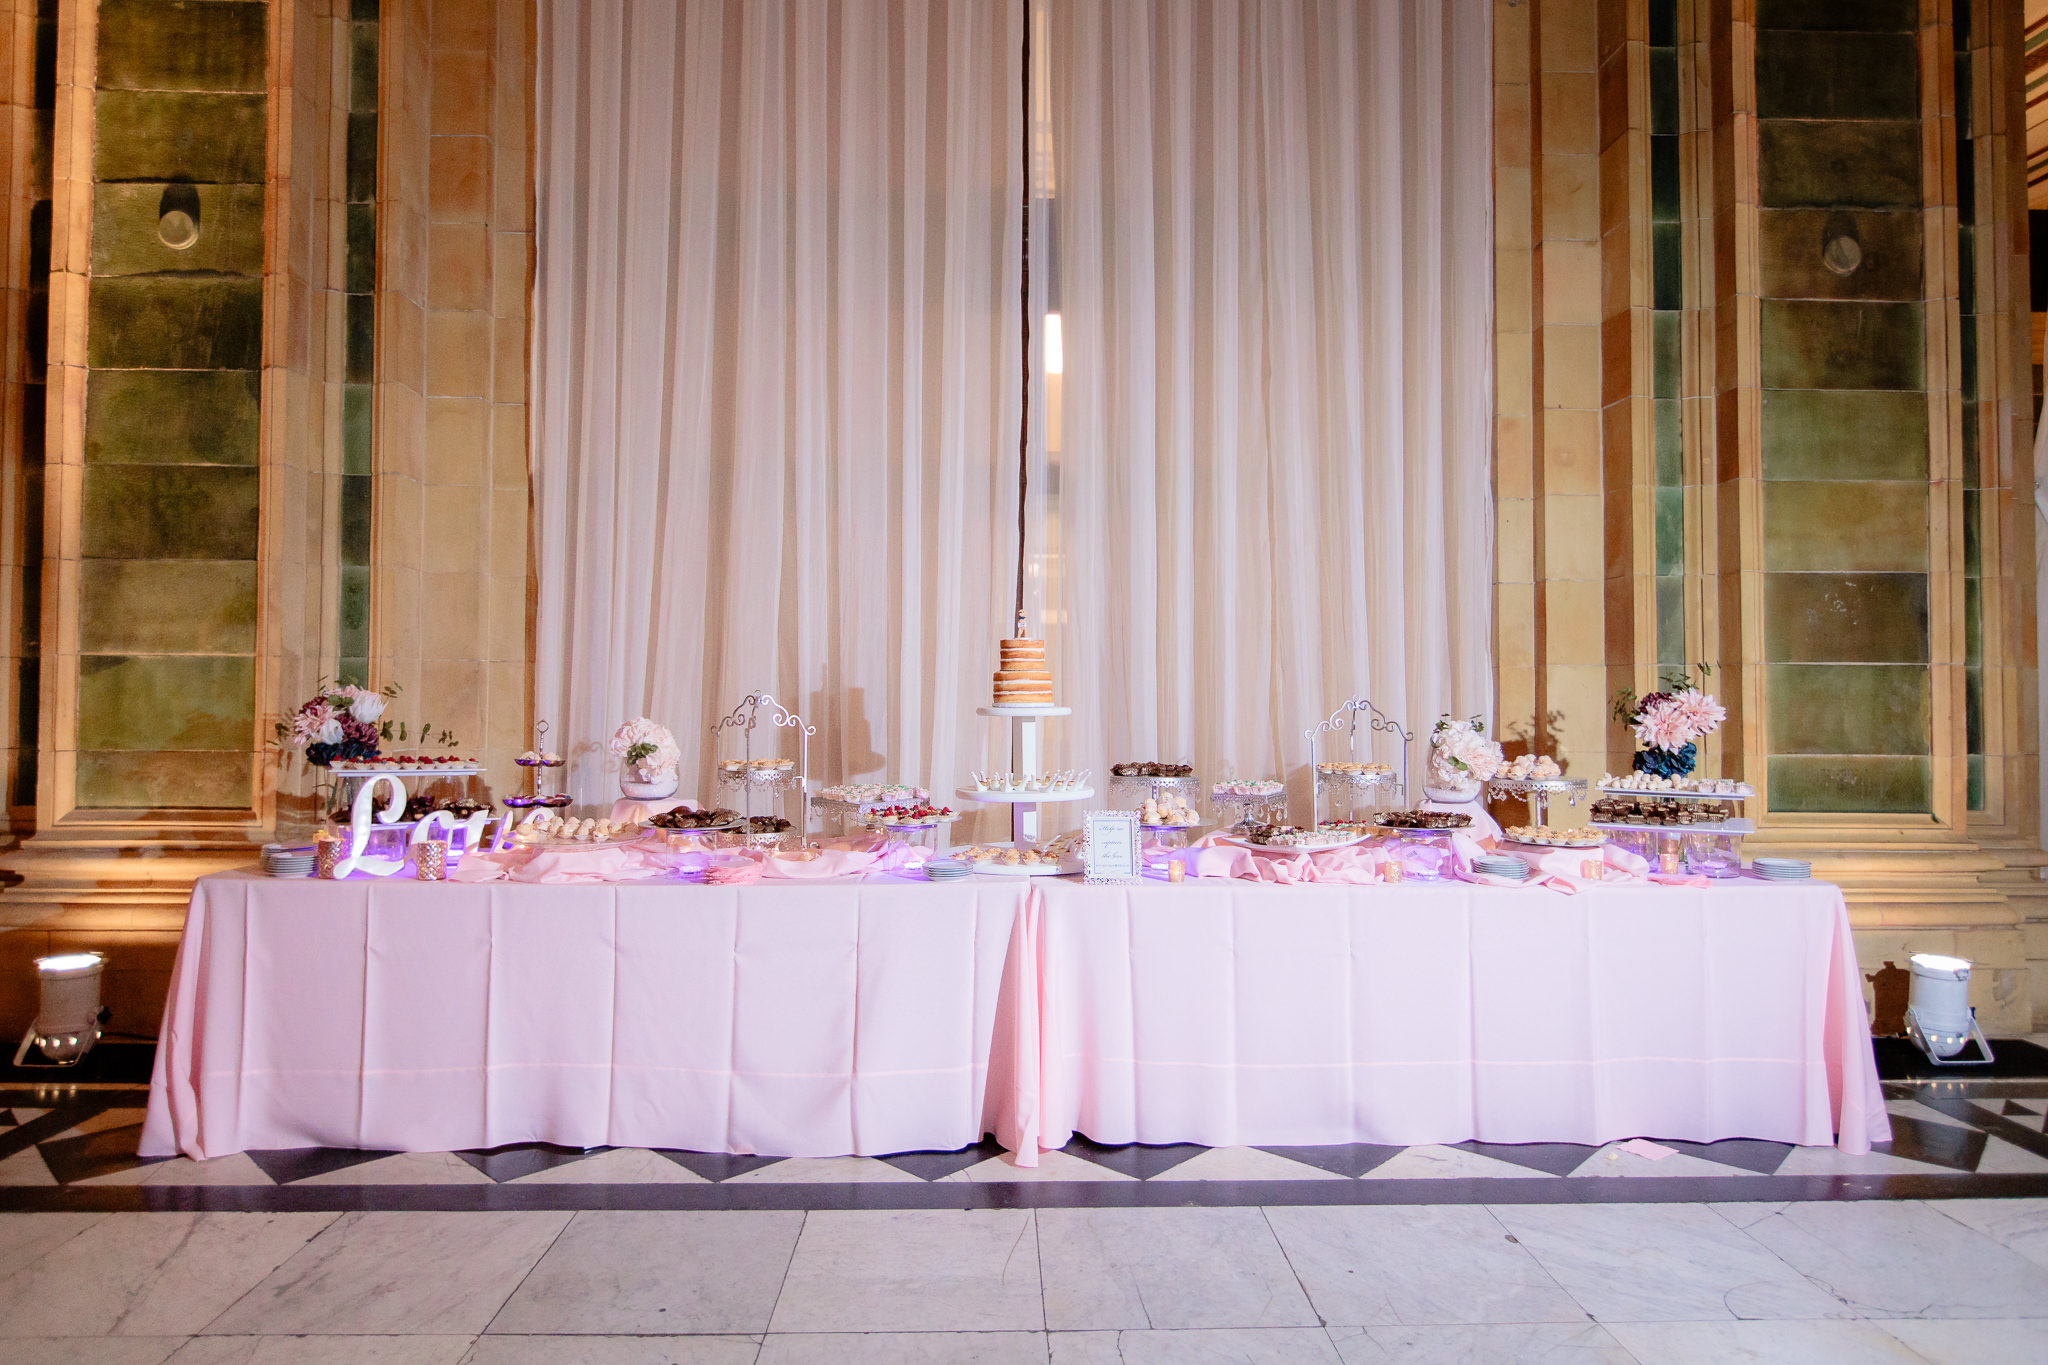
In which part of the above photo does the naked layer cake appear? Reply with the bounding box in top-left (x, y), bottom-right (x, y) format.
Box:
top-left (992, 637), bottom-right (1054, 707)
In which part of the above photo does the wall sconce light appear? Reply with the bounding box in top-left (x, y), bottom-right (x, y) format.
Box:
top-left (12, 953), bottom-right (110, 1068)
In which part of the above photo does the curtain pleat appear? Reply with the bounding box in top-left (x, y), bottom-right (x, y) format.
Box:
top-left (535, 0), bottom-right (1023, 807)
top-left (1041, 0), bottom-right (1493, 797)
top-left (533, 0), bottom-right (1490, 814)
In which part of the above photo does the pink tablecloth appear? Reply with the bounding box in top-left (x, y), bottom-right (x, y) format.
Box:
top-left (142, 869), bottom-right (1888, 1163)
top-left (1014, 877), bottom-right (1890, 1160)
top-left (140, 871), bottom-right (1035, 1160)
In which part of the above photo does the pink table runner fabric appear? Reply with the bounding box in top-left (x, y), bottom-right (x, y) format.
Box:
top-left (143, 870), bottom-right (1888, 1162)
top-left (140, 872), bottom-right (1033, 1161)
top-left (1019, 877), bottom-right (1890, 1160)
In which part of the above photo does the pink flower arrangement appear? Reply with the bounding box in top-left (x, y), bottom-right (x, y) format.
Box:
top-left (609, 717), bottom-right (681, 780)
top-left (1633, 688), bottom-right (1725, 751)
top-left (275, 681), bottom-right (448, 768)
top-left (1427, 716), bottom-right (1504, 789)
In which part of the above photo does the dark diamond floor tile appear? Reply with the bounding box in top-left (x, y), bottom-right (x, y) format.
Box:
top-left (656, 1151), bottom-right (787, 1182)
top-left (1454, 1141), bottom-right (1599, 1177)
top-left (1059, 1136), bottom-right (1206, 1180)
top-left (457, 1143), bottom-right (605, 1183)
top-left (1660, 1139), bottom-right (1794, 1176)
top-left (246, 1146), bottom-right (401, 1185)
top-left (38, 1125), bottom-right (160, 1185)
top-left (1254, 1144), bottom-right (1407, 1178)
top-left (2002, 1100), bottom-right (2042, 1117)
top-left (0, 1110), bottom-right (13, 1128)
top-left (878, 1139), bottom-right (1006, 1181)
top-left (1880, 1114), bottom-right (1987, 1172)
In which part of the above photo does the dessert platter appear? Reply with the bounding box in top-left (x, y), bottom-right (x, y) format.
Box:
top-left (648, 805), bottom-right (742, 832)
top-left (961, 769), bottom-right (1092, 800)
top-left (1498, 824), bottom-right (1604, 849)
top-left (1597, 773), bottom-right (1751, 798)
top-left (1372, 809), bottom-right (1473, 831)
top-left (331, 754), bottom-right (484, 773)
top-left (719, 756), bottom-right (801, 785)
top-left (1219, 822), bottom-right (1371, 852)
top-left (1589, 795), bottom-right (1751, 833)
top-left (816, 782), bottom-right (928, 807)
top-left (1485, 754), bottom-right (1588, 824)
top-left (1210, 777), bottom-right (1288, 831)
top-left (511, 812), bottom-right (646, 849)
top-left (1135, 793), bottom-right (1201, 830)
top-left (959, 831), bottom-right (1084, 876)
top-left (1109, 760), bottom-right (1200, 803)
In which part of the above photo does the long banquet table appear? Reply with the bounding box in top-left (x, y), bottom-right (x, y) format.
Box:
top-left (141, 868), bottom-right (1891, 1163)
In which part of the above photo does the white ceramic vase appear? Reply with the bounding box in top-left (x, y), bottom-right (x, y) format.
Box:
top-left (620, 773), bottom-right (679, 800)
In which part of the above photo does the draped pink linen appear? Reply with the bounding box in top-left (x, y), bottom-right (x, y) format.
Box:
top-left (1023, 879), bottom-right (1891, 1157)
top-left (141, 872), bottom-right (1031, 1161)
top-left (142, 872), bottom-right (1886, 1163)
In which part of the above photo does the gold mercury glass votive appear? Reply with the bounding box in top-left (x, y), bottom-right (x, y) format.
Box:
top-left (1382, 858), bottom-right (1403, 883)
top-left (315, 830), bottom-right (344, 879)
top-left (415, 839), bottom-right (448, 881)
top-left (1582, 858), bottom-right (1604, 880)
top-left (1166, 859), bottom-right (1185, 884)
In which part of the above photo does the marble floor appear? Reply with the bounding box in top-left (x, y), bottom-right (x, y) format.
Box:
top-left (1, 1198), bottom-right (2046, 1362)
top-left (1, 1043), bottom-right (2046, 1361)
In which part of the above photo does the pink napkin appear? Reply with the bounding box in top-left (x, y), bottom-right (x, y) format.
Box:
top-left (451, 842), bottom-right (678, 884)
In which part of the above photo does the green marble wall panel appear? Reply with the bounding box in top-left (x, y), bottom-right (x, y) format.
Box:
top-left (343, 385), bottom-right (372, 475)
top-left (95, 0), bottom-right (266, 93)
top-left (1755, 32), bottom-right (1917, 120)
top-left (76, 750), bottom-right (251, 809)
top-left (84, 371), bottom-right (260, 465)
top-left (1759, 300), bottom-right (1924, 390)
top-left (1759, 122), bottom-right (1921, 209)
top-left (1655, 489), bottom-right (1684, 576)
top-left (1760, 389), bottom-right (1927, 480)
top-left (94, 91), bottom-right (266, 183)
top-left (91, 183), bottom-right (264, 276)
top-left (79, 561), bottom-right (256, 655)
top-left (87, 278), bottom-right (262, 370)
top-left (1768, 756), bottom-right (1929, 813)
top-left (1765, 663), bottom-right (1928, 754)
top-left (1764, 573), bottom-right (1929, 663)
top-left (1655, 398), bottom-right (1681, 483)
top-left (1763, 482), bottom-right (1929, 572)
top-left (78, 654), bottom-right (254, 751)
top-left (1755, 0), bottom-right (1915, 30)
top-left (1759, 210), bottom-right (1922, 301)
top-left (80, 466), bottom-right (259, 560)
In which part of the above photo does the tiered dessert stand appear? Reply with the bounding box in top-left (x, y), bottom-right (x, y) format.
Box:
top-left (1209, 782), bottom-right (1288, 833)
top-left (1589, 775), bottom-right (1754, 877)
top-left (1484, 773), bottom-right (1588, 826)
top-left (1306, 696), bottom-right (1412, 828)
top-left (714, 692), bottom-right (815, 848)
top-left (504, 720), bottom-right (570, 811)
top-left (959, 703), bottom-right (1093, 848)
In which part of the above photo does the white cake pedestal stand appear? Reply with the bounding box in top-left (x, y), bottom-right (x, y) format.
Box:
top-left (964, 705), bottom-right (1091, 847)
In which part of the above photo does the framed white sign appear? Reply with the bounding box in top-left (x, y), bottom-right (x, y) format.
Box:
top-left (1082, 809), bottom-right (1143, 885)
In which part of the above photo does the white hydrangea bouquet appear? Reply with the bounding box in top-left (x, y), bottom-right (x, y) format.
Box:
top-left (1426, 715), bottom-right (1503, 797)
top-left (609, 716), bottom-right (681, 782)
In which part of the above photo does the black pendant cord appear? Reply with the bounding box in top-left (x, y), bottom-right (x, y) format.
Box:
top-left (1014, 0), bottom-right (1031, 640)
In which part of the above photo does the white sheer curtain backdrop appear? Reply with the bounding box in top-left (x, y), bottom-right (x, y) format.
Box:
top-left (533, 0), bottom-right (1026, 807)
top-left (1041, 0), bottom-right (1494, 792)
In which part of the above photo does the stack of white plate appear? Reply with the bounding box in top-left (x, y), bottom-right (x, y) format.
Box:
top-left (1472, 853), bottom-right (1532, 881)
top-left (262, 844), bottom-right (316, 878)
top-left (923, 858), bottom-right (971, 882)
top-left (1751, 857), bottom-right (1811, 881)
